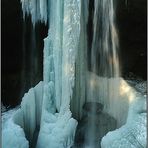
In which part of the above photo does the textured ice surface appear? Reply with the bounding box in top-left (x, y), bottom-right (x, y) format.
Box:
top-left (2, 106), bottom-right (28, 148)
top-left (127, 80), bottom-right (147, 94)
top-left (37, 110), bottom-right (77, 148)
top-left (2, 118), bottom-right (29, 148)
top-left (101, 94), bottom-right (146, 148)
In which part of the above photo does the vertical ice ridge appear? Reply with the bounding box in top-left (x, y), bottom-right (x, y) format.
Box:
top-left (52, 0), bottom-right (64, 111)
top-left (61, 0), bottom-right (80, 113)
top-left (70, 0), bottom-right (89, 119)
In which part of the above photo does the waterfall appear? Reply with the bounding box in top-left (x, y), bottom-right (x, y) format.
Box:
top-left (84, 0), bottom-right (122, 146)
top-left (91, 0), bottom-right (119, 77)
top-left (87, 0), bottom-right (124, 127)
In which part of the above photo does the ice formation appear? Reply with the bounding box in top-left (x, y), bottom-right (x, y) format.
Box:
top-left (101, 94), bottom-right (147, 148)
top-left (2, 81), bottom-right (43, 148)
top-left (2, 0), bottom-right (147, 148)
top-left (3, 0), bottom-right (80, 147)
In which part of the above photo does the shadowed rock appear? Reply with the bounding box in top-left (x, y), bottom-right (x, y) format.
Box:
top-left (83, 102), bottom-right (104, 115)
top-left (73, 102), bottom-right (117, 148)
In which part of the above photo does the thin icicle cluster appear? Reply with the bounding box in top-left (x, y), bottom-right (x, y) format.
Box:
top-left (21, 0), bottom-right (48, 25)
top-left (70, 0), bottom-right (89, 120)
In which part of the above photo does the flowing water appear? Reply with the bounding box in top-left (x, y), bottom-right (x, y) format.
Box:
top-left (91, 0), bottom-right (119, 77)
top-left (86, 0), bottom-right (121, 146)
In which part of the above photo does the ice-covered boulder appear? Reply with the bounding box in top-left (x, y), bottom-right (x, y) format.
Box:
top-left (101, 95), bottom-right (146, 148)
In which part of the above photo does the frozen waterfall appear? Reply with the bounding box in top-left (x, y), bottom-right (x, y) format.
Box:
top-left (2, 0), bottom-right (146, 148)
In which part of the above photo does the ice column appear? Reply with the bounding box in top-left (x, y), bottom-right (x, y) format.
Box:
top-left (21, 0), bottom-right (80, 114)
top-left (70, 0), bottom-right (89, 119)
top-left (21, 0), bottom-right (81, 147)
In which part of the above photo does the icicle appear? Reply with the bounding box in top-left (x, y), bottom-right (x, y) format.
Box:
top-left (40, 0), bottom-right (48, 24)
top-left (21, 0), bottom-right (30, 19)
top-left (125, 0), bottom-right (128, 6)
top-left (20, 0), bottom-right (48, 25)
top-left (29, 0), bottom-right (39, 26)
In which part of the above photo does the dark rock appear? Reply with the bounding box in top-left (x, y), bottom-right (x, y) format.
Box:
top-left (116, 0), bottom-right (147, 80)
top-left (83, 102), bottom-right (104, 115)
top-left (73, 111), bottom-right (117, 148)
